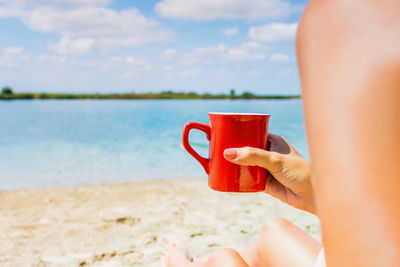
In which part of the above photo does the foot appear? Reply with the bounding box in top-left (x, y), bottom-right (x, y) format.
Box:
top-left (161, 239), bottom-right (192, 267)
top-left (192, 254), bottom-right (199, 262)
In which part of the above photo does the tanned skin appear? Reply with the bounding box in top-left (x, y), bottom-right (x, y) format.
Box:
top-left (297, 0), bottom-right (400, 266)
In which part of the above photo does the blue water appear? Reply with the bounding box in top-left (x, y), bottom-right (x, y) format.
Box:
top-left (0, 100), bottom-right (307, 190)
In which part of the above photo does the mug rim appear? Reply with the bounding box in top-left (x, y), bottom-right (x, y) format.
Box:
top-left (208, 112), bottom-right (270, 116)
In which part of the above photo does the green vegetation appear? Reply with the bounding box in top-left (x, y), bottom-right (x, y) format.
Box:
top-left (241, 91), bottom-right (255, 99)
top-left (1, 87), bottom-right (13, 95)
top-left (229, 89), bottom-right (236, 99)
top-left (0, 88), bottom-right (300, 100)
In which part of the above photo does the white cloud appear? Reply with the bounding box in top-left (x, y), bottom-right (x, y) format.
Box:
top-left (161, 48), bottom-right (177, 59)
top-left (249, 23), bottom-right (298, 42)
top-left (270, 53), bottom-right (291, 62)
top-left (120, 68), bottom-right (152, 79)
top-left (0, 0), bottom-right (110, 9)
top-left (0, 6), bottom-right (27, 18)
top-left (144, 64), bottom-right (153, 71)
top-left (223, 28), bottom-right (239, 36)
top-left (180, 69), bottom-right (201, 78)
top-left (125, 56), bottom-right (153, 71)
top-left (224, 42), bottom-right (267, 61)
top-left (217, 69), bottom-right (228, 76)
top-left (194, 44), bottom-right (227, 54)
top-left (49, 37), bottom-right (95, 55)
top-left (162, 44), bottom-right (227, 65)
top-left (109, 56), bottom-right (121, 62)
top-left (3, 46), bottom-right (23, 55)
top-left (0, 46), bottom-right (29, 68)
top-left (277, 68), bottom-right (294, 76)
top-left (163, 66), bottom-right (172, 72)
top-left (226, 49), bottom-right (265, 61)
top-left (155, 0), bottom-right (298, 20)
top-left (178, 53), bottom-right (199, 65)
top-left (162, 42), bottom-right (267, 66)
top-left (30, 7), bottom-right (172, 49)
top-left (0, 48), bottom-right (300, 94)
top-left (0, 2), bottom-right (173, 53)
top-left (125, 56), bottom-right (145, 65)
top-left (241, 41), bottom-right (261, 49)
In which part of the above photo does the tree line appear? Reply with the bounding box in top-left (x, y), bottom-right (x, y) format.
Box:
top-left (0, 87), bottom-right (300, 100)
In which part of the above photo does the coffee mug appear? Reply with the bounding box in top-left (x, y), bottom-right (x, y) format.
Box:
top-left (182, 112), bottom-right (270, 192)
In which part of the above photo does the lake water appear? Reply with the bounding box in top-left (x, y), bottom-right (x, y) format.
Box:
top-left (0, 100), bottom-right (307, 190)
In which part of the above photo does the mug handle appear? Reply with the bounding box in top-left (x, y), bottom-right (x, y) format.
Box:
top-left (182, 122), bottom-right (211, 174)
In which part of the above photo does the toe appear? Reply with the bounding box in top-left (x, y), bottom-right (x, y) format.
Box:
top-left (192, 254), bottom-right (199, 262)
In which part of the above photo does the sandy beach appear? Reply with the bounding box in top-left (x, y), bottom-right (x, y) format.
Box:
top-left (0, 177), bottom-right (320, 266)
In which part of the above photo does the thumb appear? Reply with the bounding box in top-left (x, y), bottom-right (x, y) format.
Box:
top-left (223, 147), bottom-right (284, 173)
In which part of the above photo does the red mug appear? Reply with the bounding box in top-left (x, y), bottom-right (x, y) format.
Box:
top-left (182, 112), bottom-right (270, 192)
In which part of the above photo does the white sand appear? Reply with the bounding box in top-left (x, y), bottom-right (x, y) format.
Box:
top-left (0, 177), bottom-right (320, 266)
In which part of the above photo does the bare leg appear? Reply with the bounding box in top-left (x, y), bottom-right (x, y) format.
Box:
top-left (162, 218), bottom-right (321, 267)
top-left (161, 240), bottom-right (248, 267)
top-left (240, 217), bottom-right (322, 267)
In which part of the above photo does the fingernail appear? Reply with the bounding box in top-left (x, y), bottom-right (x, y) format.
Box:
top-left (224, 148), bottom-right (237, 159)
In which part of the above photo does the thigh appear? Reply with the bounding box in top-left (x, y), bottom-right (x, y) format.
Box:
top-left (205, 248), bottom-right (249, 267)
top-left (253, 218), bottom-right (321, 267)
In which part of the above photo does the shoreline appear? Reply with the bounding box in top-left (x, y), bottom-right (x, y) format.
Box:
top-left (0, 177), bottom-right (320, 266)
top-left (0, 92), bottom-right (301, 101)
top-left (0, 96), bottom-right (301, 101)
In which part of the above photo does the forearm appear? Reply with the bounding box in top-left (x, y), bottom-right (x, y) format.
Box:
top-left (298, 0), bottom-right (400, 265)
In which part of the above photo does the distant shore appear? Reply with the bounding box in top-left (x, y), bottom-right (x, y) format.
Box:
top-left (0, 178), bottom-right (319, 266)
top-left (0, 91), bottom-right (301, 100)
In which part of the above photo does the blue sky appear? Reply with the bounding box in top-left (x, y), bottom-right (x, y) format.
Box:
top-left (0, 0), bottom-right (308, 94)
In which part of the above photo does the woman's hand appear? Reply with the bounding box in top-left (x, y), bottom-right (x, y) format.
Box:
top-left (224, 134), bottom-right (315, 214)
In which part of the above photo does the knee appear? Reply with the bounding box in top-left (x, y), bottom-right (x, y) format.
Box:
top-left (254, 218), bottom-right (296, 253)
top-left (206, 248), bottom-right (244, 267)
top-left (261, 217), bottom-right (294, 236)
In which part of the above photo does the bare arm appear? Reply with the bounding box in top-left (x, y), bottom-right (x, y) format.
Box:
top-left (297, 0), bottom-right (400, 266)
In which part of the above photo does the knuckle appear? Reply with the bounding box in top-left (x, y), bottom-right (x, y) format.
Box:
top-left (242, 146), bottom-right (263, 163)
top-left (238, 147), bottom-right (268, 167)
top-left (247, 147), bottom-right (258, 156)
top-left (240, 146), bottom-right (255, 158)
top-left (269, 152), bottom-right (284, 170)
